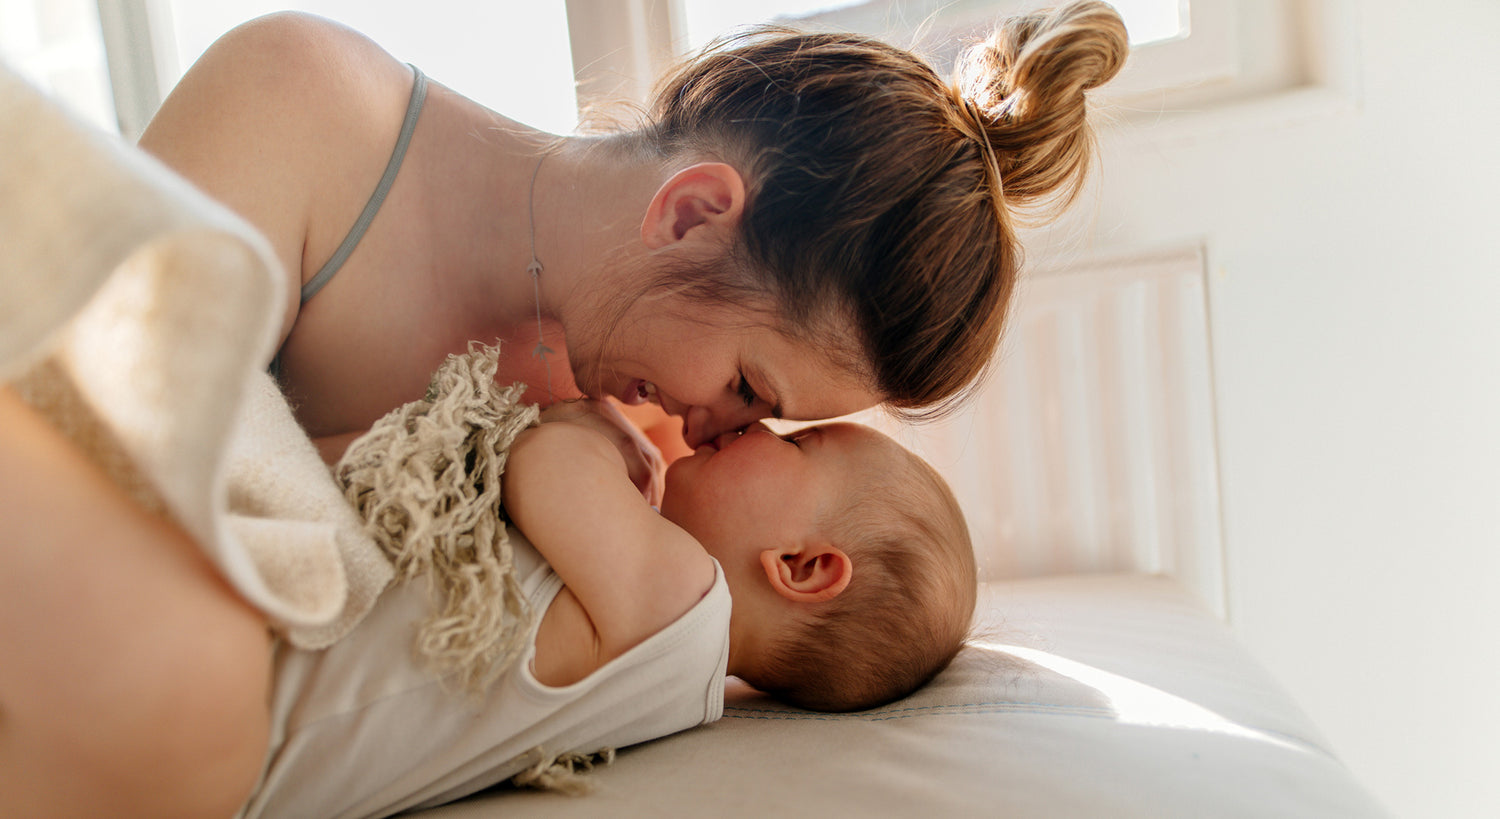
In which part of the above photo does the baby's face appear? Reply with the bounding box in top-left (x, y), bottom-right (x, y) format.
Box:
top-left (659, 422), bottom-right (895, 568)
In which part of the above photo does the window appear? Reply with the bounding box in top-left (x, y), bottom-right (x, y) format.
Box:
top-left (679, 0), bottom-right (1187, 55)
top-left (0, 0), bottom-right (116, 132)
top-left (568, 0), bottom-right (1208, 113)
top-left (569, 0), bottom-right (1354, 127)
top-left (164, 0), bottom-right (578, 134)
top-left (1, 0), bottom-right (580, 139)
top-left (11, 1), bottom-right (1352, 143)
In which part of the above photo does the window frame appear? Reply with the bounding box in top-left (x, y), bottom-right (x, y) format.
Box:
top-left (88, 0), bottom-right (1358, 143)
top-left (566, 0), bottom-right (1358, 130)
top-left (566, 0), bottom-right (1243, 107)
top-left (95, 0), bottom-right (176, 140)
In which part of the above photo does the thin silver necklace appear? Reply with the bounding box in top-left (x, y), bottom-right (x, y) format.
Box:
top-left (527, 151), bottom-right (553, 402)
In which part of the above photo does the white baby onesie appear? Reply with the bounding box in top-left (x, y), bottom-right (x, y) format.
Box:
top-left (238, 531), bottom-right (731, 819)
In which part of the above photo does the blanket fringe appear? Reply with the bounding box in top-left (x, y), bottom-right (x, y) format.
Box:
top-left (336, 342), bottom-right (539, 692)
top-left (509, 746), bottom-right (616, 795)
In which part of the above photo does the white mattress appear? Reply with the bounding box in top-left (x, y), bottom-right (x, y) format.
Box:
top-left (417, 573), bottom-right (1391, 818)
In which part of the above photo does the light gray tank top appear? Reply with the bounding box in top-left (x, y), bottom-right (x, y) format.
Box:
top-left (299, 64), bottom-right (428, 304)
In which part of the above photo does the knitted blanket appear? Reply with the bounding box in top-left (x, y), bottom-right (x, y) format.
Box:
top-left (0, 61), bottom-right (390, 648)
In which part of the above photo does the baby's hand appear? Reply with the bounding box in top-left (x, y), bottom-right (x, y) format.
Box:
top-left (537, 399), bottom-right (665, 506)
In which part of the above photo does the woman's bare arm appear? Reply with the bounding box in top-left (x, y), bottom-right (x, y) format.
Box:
top-left (0, 389), bottom-right (273, 818)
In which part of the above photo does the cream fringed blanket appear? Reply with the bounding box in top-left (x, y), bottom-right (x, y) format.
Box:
top-left (0, 62), bottom-right (391, 647)
top-left (337, 344), bottom-right (539, 690)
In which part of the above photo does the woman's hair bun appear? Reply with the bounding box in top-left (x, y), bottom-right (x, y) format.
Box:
top-left (952, 0), bottom-right (1128, 210)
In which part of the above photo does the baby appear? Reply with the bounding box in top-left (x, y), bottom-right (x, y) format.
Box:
top-left (242, 404), bottom-right (976, 817)
top-left (509, 410), bottom-right (979, 712)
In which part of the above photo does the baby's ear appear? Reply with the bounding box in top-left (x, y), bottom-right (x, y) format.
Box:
top-left (760, 542), bottom-right (852, 603)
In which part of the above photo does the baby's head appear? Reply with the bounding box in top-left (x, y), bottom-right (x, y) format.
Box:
top-left (660, 422), bottom-right (976, 712)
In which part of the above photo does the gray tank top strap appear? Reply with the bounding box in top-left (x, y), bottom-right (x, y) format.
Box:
top-left (299, 64), bottom-right (428, 304)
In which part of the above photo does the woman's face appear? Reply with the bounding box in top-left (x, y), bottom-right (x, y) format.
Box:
top-left (568, 301), bottom-right (880, 448)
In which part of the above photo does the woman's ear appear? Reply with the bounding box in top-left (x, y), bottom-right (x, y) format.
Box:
top-left (641, 162), bottom-right (746, 249)
top-left (760, 542), bottom-right (852, 603)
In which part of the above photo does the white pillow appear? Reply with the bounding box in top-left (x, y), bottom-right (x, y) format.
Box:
top-left (420, 573), bottom-right (1392, 818)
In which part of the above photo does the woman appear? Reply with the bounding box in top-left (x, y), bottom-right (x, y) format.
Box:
top-left (137, 2), bottom-right (1126, 471)
top-left (2, 2), bottom-right (1127, 816)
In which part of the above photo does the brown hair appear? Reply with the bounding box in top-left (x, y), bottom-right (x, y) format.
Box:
top-left (636, 2), bottom-right (1127, 418)
top-left (740, 439), bottom-right (977, 712)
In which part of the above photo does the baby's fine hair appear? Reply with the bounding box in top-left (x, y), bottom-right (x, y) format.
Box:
top-left (636, 1), bottom-right (1128, 418)
top-left (743, 438), bottom-right (977, 712)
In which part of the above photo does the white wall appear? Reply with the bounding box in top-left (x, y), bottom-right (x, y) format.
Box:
top-left (1068, 3), bottom-right (1500, 816)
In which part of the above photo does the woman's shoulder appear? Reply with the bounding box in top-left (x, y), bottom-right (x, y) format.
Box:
top-left (139, 13), bottom-right (421, 333)
top-left (198, 12), bottom-right (405, 96)
top-left (148, 12), bottom-right (413, 151)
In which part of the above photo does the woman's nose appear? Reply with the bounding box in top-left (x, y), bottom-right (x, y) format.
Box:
top-left (680, 403), bottom-right (767, 449)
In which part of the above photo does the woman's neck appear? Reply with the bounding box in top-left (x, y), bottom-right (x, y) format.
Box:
top-left (527, 137), bottom-right (664, 325)
top-left (439, 128), bottom-right (661, 346)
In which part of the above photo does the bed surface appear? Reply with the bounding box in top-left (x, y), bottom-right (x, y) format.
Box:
top-left (420, 573), bottom-right (1391, 818)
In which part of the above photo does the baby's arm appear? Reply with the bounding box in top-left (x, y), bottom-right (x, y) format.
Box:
top-left (533, 398), bottom-right (666, 505)
top-left (503, 417), bottom-right (715, 658)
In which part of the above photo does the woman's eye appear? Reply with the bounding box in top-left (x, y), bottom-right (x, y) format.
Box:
top-left (736, 374), bottom-right (759, 408)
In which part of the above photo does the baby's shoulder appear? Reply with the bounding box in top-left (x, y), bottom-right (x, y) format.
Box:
top-left (505, 424), bottom-right (718, 665)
